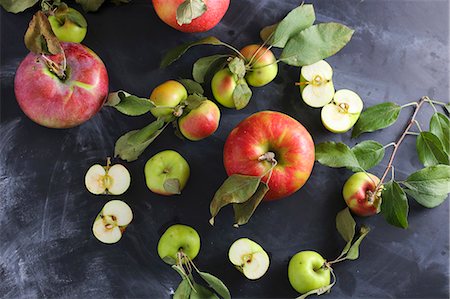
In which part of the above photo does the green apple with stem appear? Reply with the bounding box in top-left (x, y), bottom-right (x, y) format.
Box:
top-left (288, 251), bottom-right (331, 294)
top-left (92, 200), bottom-right (133, 244)
top-left (48, 6), bottom-right (87, 43)
top-left (158, 224), bottom-right (201, 263)
top-left (298, 60), bottom-right (335, 108)
top-left (228, 238), bottom-right (270, 280)
top-left (321, 89), bottom-right (363, 133)
top-left (85, 158), bottom-right (131, 195)
top-left (240, 44), bottom-right (278, 87)
top-left (150, 80), bottom-right (188, 117)
top-left (144, 150), bottom-right (190, 195)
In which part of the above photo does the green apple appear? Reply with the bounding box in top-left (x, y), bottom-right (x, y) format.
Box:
top-left (92, 200), bottom-right (133, 244)
top-left (343, 172), bottom-right (381, 217)
top-left (211, 68), bottom-right (238, 108)
top-left (150, 80), bottom-right (188, 118)
top-left (240, 44), bottom-right (278, 87)
top-left (85, 160), bottom-right (131, 195)
top-left (144, 150), bottom-right (190, 195)
top-left (228, 238), bottom-right (270, 280)
top-left (321, 89), bottom-right (363, 133)
top-left (48, 6), bottom-right (87, 43)
top-left (288, 251), bottom-right (330, 294)
top-left (157, 224), bottom-right (201, 263)
top-left (299, 60), bottom-right (335, 108)
top-left (178, 99), bottom-right (221, 141)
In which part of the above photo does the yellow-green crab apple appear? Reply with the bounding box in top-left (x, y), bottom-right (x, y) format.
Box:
top-left (240, 44), bottom-right (278, 87)
top-left (149, 80), bottom-right (187, 118)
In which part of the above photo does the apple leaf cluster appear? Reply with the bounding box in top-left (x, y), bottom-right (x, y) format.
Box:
top-left (316, 97), bottom-right (450, 229)
top-left (0, 0), bottom-right (130, 13)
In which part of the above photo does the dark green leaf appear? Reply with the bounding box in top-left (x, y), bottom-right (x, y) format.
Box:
top-left (403, 165), bottom-right (450, 208)
top-left (280, 22), bottom-right (354, 66)
top-left (232, 81), bottom-right (252, 110)
top-left (416, 132), bottom-right (449, 167)
top-left (161, 36), bottom-right (222, 68)
top-left (381, 181), bottom-right (409, 229)
top-left (190, 283), bottom-right (219, 299)
top-left (198, 271), bottom-right (231, 299)
top-left (352, 102), bottom-right (402, 138)
top-left (336, 207), bottom-right (356, 256)
top-left (106, 91), bottom-right (155, 116)
top-left (233, 182), bottom-right (269, 227)
top-left (178, 79), bottom-right (204, 95)
top-left (24, 11), bottom-right (62, 55)
top-left (162, 256), bottom-right (177, 265)
top-left (176, 0), bottom-right (207, 25)
top-left (164, 178), bottom-right (181, 195)
top-left (0, 0), bottom-right (38, 13)
top-left (184, 94), bottom-right (207, 111)
top-left (228, 57), bottom-right (246, 79)
top-left (75, 0), bottom-right (105, 12)
top-left (346, 226), bottom-right (370, 260)
top-left (351, 140), bottom-right (385, 171)
top-left (209, 175), bottom-right (261, 225)
top-left (174, 279), bottom-right (192, 299)
top-left (315, 142), bottom-right (361, 171)
top-left (430, 112), bottom-right (450, 154)
top-left (265, 4), bottom-right (315, 48)
top-left (193, 55), bottom-right (228, 83)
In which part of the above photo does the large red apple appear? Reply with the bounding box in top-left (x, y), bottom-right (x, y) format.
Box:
top-left (14, 42), bottom-right (108, 129)
top-left (152, 0), bottom-right (230, 33)
top-left (223, 111), bottom-right (315, 201)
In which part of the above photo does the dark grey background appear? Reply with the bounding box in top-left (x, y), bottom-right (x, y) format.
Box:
top-left (0, 0), bottom-right (449, 298)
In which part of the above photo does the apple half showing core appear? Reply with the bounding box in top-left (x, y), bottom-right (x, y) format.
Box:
top-left (223, 111), bottom-right (315, 200)
top-left (14, 42), bottom-right (109, 128)
top-left (229, 238), bottom-right (270, 280)
top-left (92, 200), bottom-right (133, 244)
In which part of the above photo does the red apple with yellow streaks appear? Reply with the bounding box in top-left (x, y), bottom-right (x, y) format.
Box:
top-left (343, 172), bottom-right (381, 217)
top-left (223, 111), bottom-right (315, 201)
top-left (14, 42), bottom-right (108, 128)
top-left (179, 99), bottom-right (221, 141)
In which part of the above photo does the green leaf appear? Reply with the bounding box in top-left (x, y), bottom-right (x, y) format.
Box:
top-left (280, 22), bottom-right (354, 66)
top-left (228, 57), bottom-right (246, 79)
top-left (233, 182), bottom-right (269, 227)
top-left (260, 24), bottom-right (278, 43)
top-left (193, 55), bottom-right (228, 83)
top-left (416, 132), bottom-right (449, 167)
top-left (162, 256), bottom-right (177, 265)
top-left (403, 165), bottom-right (450, 208)
top-left (197, 271), bottom-right (231, 299)
top-left (190, 283), bottom-right (219, 299)
top-left (381, 181), bottom-right (409, 229)
top-left (24, 11), bottom-right (63, 55)
top-left (176, 0), bottom-right (207, 25)
top-left (106, 91), bottom-right (155, 116)
top-left (352, 102), bottom-right (402, 138)
top-left (178, 79), bottom-right (204, 95)
top-left (335, 208), bottom-right (356, 256)
top-left (164, 178), bottom-right (181, 195)
top-left (444, 103), bottom-right (450, 115)
top-left (430, 112), bottom-right (450, 154)
top-left (209, 175), bottom-right (261, 225)
top-left (75, 0), bottom-right (105, 12)
top-left (346, 226), bottom-right (370, 260)
top-left (315, 142), bottom-right (361, 171)
top-left (0, 0), bottom-right (38, 13)
top-left (56, 4), bottom-right (87, 28)
top-left (264, 4), bottom-right (315, 48)
top-left (174, 279), bottom-right (192, 299)
top-left (172, 265), bottom-right (190, 281)
top-left (232, 81), bottom-right (252, 110)
top-left (351, 140), bottom-right (385, 171)
top-left (161, 36), bottom-right (222, 68)
top-left (184, 94), bottom-right (207, 112)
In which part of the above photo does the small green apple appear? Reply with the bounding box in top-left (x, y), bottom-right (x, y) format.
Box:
top-left (157, 224), bottom-right (201, 263)
top-left (321, 89), bottom-right (363, 133)
top-left (85, 159), bottom-right (131, 195)
top-left (144, 150), bottom-right (190, 195)
top-left (178, 99), bottom-right (221, 141)
top-left (211, 68), bottom-right (238, 108)
top-left (240, 44), bottom-right (278, 87)
top-left (288, 251), bottom-right (330, 294)
top-left (150, 80), bottom-right (188, 118)
top-left (299, 60), bottom-right (335, 108)
top-left (48, 7), bottom-right (87, 43)
top-left (343, 172), bottom-right (381, 217)
top-left (92, 200), bottom-right (133, 244)
top-left (228, 238), bottom-right (270, 280)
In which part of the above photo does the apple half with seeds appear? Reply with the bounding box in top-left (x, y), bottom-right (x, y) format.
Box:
top-left (299, 60), bottom-right (335, 108)
top-left (92, 200), bottom-right (133, 244)
top-left (85, 159), bottom-right (131, 195)
top-left (228, 238), bottom-right (270, 280)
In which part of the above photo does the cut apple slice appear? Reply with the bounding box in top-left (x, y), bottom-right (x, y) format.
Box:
top-left (107, 164), bottom-right (131, 195)
top-left (85, 159), bottom-right (131, 195)
top-left (92, 216), bottom-right (122, 244)
top-left (228, 238), bottom-right (270, 280)
top-left (85, 164), bottom-right (107, 194)
top-left (102, 200), bottom-right (133, 226)
top-left (300, 60), bottom-right (335, 108)
top-left (92, 200), bottom-right (133, 244)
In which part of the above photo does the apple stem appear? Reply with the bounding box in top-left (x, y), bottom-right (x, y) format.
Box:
top-left (219, 42), bottom-right (246, 60)
top-left (296, 266), bottom-right (336, 299)
top-left (106, 157), bottom-right (111, 171)
top-left (258, 152), bottom-right (278, 183)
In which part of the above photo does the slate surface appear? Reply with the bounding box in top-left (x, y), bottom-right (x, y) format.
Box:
top-left (0, 0), bottom-right (449, 298)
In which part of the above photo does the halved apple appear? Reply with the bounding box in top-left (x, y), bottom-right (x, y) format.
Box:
top-left (92, 200), bottom-right (133, 244)
top-left (85, 158), bottom-right (131, 195)
top-left (299, 60), bottom-right (335, 108)
top-left (228, 238), bottom-right (270, 280)
top-left (321, 89), bottom-right (364, 133)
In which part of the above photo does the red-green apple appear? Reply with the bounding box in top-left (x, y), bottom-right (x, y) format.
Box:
top-left (158, 224), bottom-right (201, 263)
top-left (14, 42), bottom-right (109, 128)
top-left (288, 251), bottom-right (330, 294)
top-left (240, 44), bottom-right (278, 87)
top-left (178, 99), bottom-right (220, 141)
top-left (321, 89), bottom-right (363, 133)
top-left (211, 68), bottom-right (239, 108)
top-left (149, 80), bottom-right (187, 118)
top-left (223, 111), bottom-right (315, 200)
top-left (85, 160), bottom-right (131, 195)
top-left (152, 0), bottom-right (230, 33)
top-left (48, 7), bottom-right (87, 43)
top-left (228, 238), bottom-right (270, 280)
top-left (144, 150), bottom-right (190, 195)
top-left (92, 200), bottom-right (133, 244)
top-left (299, 60), bottom-right (335, 108)
top-left (343, 172), bottom-right (381, 217)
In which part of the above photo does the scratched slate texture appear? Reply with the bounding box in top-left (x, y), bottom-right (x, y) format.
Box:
top-left (0, 0), bottom-right (449, 298)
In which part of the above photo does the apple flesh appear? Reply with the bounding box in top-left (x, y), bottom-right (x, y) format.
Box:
top-left (158, 224), bottom-right (201, 263)
top-left (288, 251), bottom-right (330, 294)
top-left (150, 80), bottom-right (187, 118)
top-left (144, 150), bottom-right (190, 195)
top-left (152, 0), bottom-right (230, 33)
top-left (92, 200), bottom-right (133, 244)
top-left (178, 99), bottom-right (221, 141)
top-left (321, 89), bottom-right (364, 133)
top-left (223, 111), bottom-right (315, 200)
top-left (85, 161), bottom-right (131, 195)
top-left (228, 238), bottom-right (270, 280)
top-left (14, 42), bottom-right (109, 128)
top-left (299, 60), bottom-right (335, 108)
top-left (211, 68), bottom-right (239, 108)
top-left (240, 44), bottom-right (278, 87)
top-left (48, 7), bottom-right (87, 43)
top-left (343, 172), bottom-right (381, 217)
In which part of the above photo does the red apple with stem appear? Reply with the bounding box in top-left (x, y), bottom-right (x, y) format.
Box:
top-left (343, 172), bottom-right (382, 217)
top-left (14, 42), bottom-right (109, 128)
top-left (179, 99), bottom-right (221, 141)
top-left (223, 111), bottom-right (315, 201)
